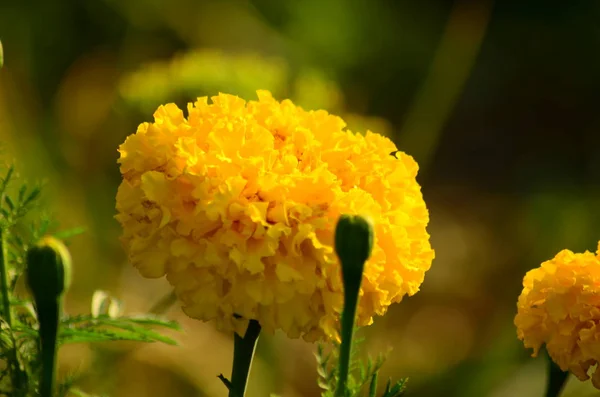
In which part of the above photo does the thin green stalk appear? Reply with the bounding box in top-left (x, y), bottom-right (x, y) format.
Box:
top-left (229, 319), bottom-right (261, 397)
top-left (333, 214), bottom-right (373, 397)
top-left (37, 299), bottom-right (60, 397)
top-left (336, 285), bottom-right (359, 397)
top-left (0, 228), bottom-right (22, 394)
top-left (0, 229), bottom-right (13, 327)
top-left (545, 349), bottom-right (568, 397)
top-left (149, 290), bottom-right (177, 315)
top-left (26, 237), bottom-right (72, 397)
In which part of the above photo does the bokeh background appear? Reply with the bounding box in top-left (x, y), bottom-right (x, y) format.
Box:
top-left (1, 0), bottom-right (600, 396)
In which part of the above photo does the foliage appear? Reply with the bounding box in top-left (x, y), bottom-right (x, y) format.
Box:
top-left (315, 332), bottom-right (407, 397)
top-left (0, 164), bottom-right (181, 396)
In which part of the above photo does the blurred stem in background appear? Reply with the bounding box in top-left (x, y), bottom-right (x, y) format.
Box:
top-left (149, 290), bottom-right (178, 315)
top-left (545, 349), bottom-right (569, 397)
top-left (399, 0), bottom-right (493, 171)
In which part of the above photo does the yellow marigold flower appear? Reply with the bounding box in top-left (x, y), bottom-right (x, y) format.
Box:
top-left (515, 242), bottom-right (600, 388)
top-left (115, 90), bottom-right (434, 341)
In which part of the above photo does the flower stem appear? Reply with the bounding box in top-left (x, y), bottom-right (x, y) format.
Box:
top-left (37, 299), bottom-right (60, 397)
top-left (336, 284), bottom-right (360, 397)
top-left (333, 215), bottom-right (373, 397)
top-left (149, 290), bottom-right (177, 315)
top-left (0, 228), bottom-right (23, 394)
top-left (229, 319), bottom-right (261, 397)
top-left (0, 229), bottom-right (13, 328)
top-left (25, 237), bottom-right (71, 397)
top-left (545, 349), bottom-right (568, 397)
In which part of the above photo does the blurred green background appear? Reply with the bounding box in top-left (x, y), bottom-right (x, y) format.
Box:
top-left (1, 0), bottom-right (600, 396)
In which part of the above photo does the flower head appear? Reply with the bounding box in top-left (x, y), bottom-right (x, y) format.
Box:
top-left (116, 90), bottom-right (434, 341)
top-left (515, 242), bottom-right (600, 388)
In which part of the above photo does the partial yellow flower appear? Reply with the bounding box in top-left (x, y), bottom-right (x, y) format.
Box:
top-left (515, 242), bottom-right (600, 388)
top-left (115, 90), bottom-right (434, 341)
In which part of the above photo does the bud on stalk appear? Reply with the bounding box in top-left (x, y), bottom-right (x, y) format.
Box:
top-left (26, 236), bottom-right (72, 397)
top-left (334, 214), bottom-right (374, 397)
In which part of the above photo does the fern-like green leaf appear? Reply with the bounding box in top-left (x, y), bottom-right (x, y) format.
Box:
top-left (0, 165), bottom-right (14, 194)
top-left (124, 315), bottom-right (181, 330)
top-left (381, 378), bottom-right (407, 397)
top-left (66, 386), bottom-right (102, 397)
top-left (58, 313), bottom-right (180, 346)
top-left (17, 184), bottom-right (27, 204)
top-left (4, 195), bottom-right (14, 211)
top-left (52, 227), bottom-right (86, 241)
top-left (22, 186), bottom-right (41, 208)
top-left (58, 327), bottom-right (175, 345)
top-left (368, 372), bottom-right (377, 397)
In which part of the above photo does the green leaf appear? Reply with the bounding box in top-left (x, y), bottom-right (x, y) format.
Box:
top-left (36, 217), bottom-right (52, 239)
top-left (17, 184), bottom-right (27, 203)
top-left (0, 326), bottom-right (14, 349)
top-left (58, 328), bottom-right (130, 344)
top-left (98, 320), bottom-right (178, 344)
top-left (23, 186), bottom-right (41, 207)
top-left (4, 195), bottom-right (14, 211)
top-left (317, 364), bottom-right (330, 380)
top-left (0, 165), bottom-right (14, 194)
top-left (315, 344), bottom-right (325, 363)
top-left (381, 378), bottom-right (407, 397)
top-left (369, 372), bottom-right (377, 397)
top-left (358, 361), bottom-right (366, 383)
top-left (53, 227), bottom-right (86, 241)
top-left (124, 315), bottom-right (181, 330)
top-left (66, 387), bottom-right (100, 397)
top-left (318, 377), bottom-right (331, 391)
top-left (59, 313), bottom-right (180, 346)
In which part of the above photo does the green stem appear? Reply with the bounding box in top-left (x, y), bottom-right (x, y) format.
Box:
top-left (229, 319), bottom-right (261, 397)
top-left (0, 229), bottom-right (22, 394)
top-left (336, 284), bottom-right (360, 397)
top-left (149, 290), bottom-right (177, 315)
top-left (0, 229), bottom-right (13, 328)
top-left (545, 350), bottom-right (568, 397)
top-left (37, 299), bottom-right (60, 397)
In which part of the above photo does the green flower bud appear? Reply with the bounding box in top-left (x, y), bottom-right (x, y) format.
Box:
top-left (26, 237), bottom-right (71, 397)
top-left (334, 214), bottom-right (374, 288)
top-left (26, 236), bottom-right (72, 301)
top-left (334, 214), bottom-right (374, 396)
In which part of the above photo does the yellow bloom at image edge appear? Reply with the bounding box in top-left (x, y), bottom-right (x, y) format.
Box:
top-left (115, 90), bottom-right (434, 341)
top-left (515, 242), bottom-right (600, 388)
